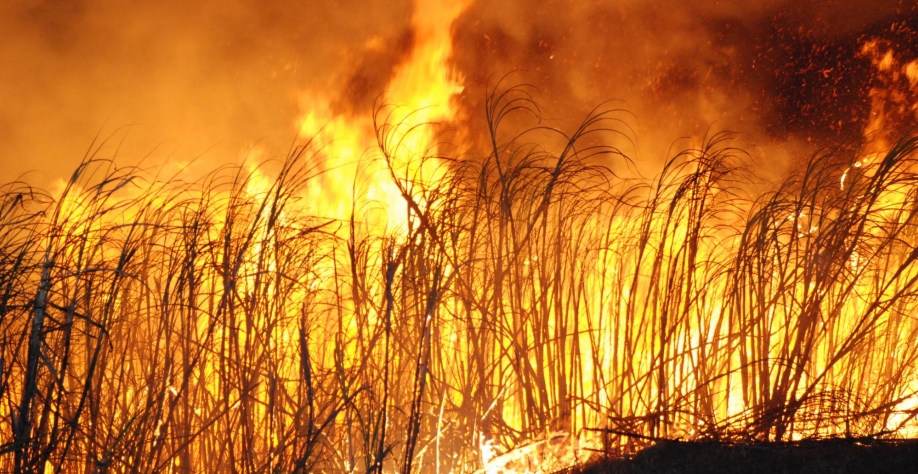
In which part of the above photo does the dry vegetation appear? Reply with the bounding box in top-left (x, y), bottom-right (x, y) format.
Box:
top-left (2, 88), bottom-right (918, 473)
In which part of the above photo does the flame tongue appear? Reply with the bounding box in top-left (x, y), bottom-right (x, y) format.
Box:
top-left (297, 0), bottom-right (467, 231)
top-left (392, 0), bottom-right (467, 117)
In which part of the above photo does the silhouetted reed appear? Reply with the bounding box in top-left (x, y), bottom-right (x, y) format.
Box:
top-left (2, 89), bottom-right (918, 473)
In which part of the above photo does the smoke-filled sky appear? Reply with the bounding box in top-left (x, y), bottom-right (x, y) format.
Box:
top-left (2, 0), bottom-right (917, 185)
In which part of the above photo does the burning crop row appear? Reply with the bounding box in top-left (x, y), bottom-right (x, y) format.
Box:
top-left (2, 87), bottom-right (918, 473)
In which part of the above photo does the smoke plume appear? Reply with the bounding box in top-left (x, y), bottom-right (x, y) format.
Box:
top-left (2, 0), bottom-right (917, 184)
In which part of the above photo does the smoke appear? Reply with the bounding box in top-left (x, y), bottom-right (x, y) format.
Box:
top-left (450, 0), bottom-right (918, 175)
top-left (0, 0), bottom-right (413, 184)
top-left (2, 0), bottom-right (917, 184)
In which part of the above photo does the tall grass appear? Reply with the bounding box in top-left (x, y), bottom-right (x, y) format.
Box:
top-left (2, 88), bottom-right (918, 473)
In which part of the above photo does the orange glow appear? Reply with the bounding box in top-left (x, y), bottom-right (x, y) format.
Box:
top-left (5, 3), bottom-right (918, 474)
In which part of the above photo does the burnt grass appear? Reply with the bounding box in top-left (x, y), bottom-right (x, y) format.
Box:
top-left (570, 439), bottom-right (918, 474)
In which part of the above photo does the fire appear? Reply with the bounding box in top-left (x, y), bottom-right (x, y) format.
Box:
top-left (296, 0), bottom-right (466, 231)
top-left (6, 4), bottom-right (918, 474)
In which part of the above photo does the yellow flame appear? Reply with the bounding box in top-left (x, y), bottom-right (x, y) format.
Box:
top-left (296, 0), bottom-right (466, 233)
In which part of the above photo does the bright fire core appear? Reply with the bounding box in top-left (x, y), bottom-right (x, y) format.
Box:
top-left (3, 1), bottom-right (918, 473)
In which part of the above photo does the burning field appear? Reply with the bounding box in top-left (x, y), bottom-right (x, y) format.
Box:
top-left (3, 0), bottom-right (918, 473)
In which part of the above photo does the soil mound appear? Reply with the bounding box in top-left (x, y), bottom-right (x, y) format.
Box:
top-left (572, 438), bottom-right (918, 474)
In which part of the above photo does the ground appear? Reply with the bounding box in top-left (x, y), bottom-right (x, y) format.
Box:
top-left (570, 438), bottom-right (918, 474)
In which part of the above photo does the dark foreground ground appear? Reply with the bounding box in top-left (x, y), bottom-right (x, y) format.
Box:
top-left (569, 438), bottom-right (918, 474)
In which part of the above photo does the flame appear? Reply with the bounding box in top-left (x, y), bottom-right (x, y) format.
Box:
top-left (296, 0), bottom-right (466, 232)
top-left (9, 7), bottom-right (918, 474)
